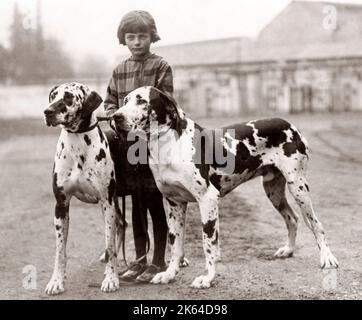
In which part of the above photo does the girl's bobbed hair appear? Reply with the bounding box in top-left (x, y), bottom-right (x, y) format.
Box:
top-left (117, 10), bottom-right (161, 45)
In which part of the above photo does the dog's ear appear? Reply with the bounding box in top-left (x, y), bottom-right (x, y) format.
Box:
top-left (82, 91), bottom-right (103, 117)
top-left (48, 85), bottom-right (59, 103)
top-left (151, 88), bottom-right (187, 136)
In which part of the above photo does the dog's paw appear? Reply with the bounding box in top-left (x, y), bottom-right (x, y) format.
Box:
top-left (101, 272), bottom-right (119, 292)
top-left (320, 248), bottom-right (339, 269)
top-left (274, 245), bottom-right (294, 258)
top-left (151, 271), bottom-right (176, 284)
top-left (179, 257), bottom-right (190, 268)
top-left (191, 275), bottom-right (213, 289)
top-left (45, 275), bottom-right (65, 295)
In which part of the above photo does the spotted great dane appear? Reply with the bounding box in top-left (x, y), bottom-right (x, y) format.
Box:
top-left (112, 86), bottom-right (339, 289)
top-left (43, 82), bottom-right (123, 294)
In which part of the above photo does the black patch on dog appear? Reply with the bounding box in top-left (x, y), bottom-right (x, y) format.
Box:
top-left (222, 123), bottom-right (256, 147)
top-left (149, 87), bottom-right (187, 137)
top-left (79, 85), bottom-right (86, 97)
top-left (283, 128), bottom-right (307, 157)
top-left (63, 92), bottom-right (74, 106)
top-left (53, 173), bottom-right (67, 219)
top-left (108, 178), bottom-right (116, 205)
top-left (55, 225), bottom-right (61, 231)
top-left (53, 173), bottom-right (65, 202)
top-left (49, 86), bottom-right (59, 102)
top-left (278, 201), bottom-right (287, 212)
top-left (169, 232), bottom-right (176, 245)
top-left (84, 134), bottom-right (91, 146)
top-left (212, 230), bottom-right (219, 245)
top-left (234, 142), bottom-right (262, 174)
top-left (193, 123), bottom-right (210, 186)
top-left (95, 148), bottom-right (106, 162)
top-left (194, 122), bottom-right (262, 176)
top-left (210, 174), bottom-right (222, 191)
top-left (253, 118), bottom-right (290, 148)
top-left (97, 126), bottom-right (104, 143)
top-left (77, 163), bottom-right (82, 170)
top-left (80, 155), bottom-right (85, 163)
top-left (202, 219), bottom-right (216, 238)
top-left (304, 183), bottom-right (309, 192)
top-left (283, 142), bottom-right (296, 157)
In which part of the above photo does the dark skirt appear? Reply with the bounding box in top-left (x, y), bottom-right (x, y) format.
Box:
top-left (104, 129), bottom-right (159, 195)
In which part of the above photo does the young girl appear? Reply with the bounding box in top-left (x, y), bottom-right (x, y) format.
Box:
top-left (104, 10), bottom-right (178, 283)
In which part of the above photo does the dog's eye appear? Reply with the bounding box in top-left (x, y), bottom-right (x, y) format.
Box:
top-left (63, 92), bottom-right (74, 106)
top-left (137, 99), bottom-right (148, 105)
top-left (57, 102), bottom-right (67, 113)
top-left (50, 92), bottom-right (58, 102)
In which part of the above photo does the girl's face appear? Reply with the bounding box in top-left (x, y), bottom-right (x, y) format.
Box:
top-left (125, 33), bottom-right (151, 58)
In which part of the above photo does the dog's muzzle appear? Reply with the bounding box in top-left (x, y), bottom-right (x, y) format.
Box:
top-left (44, 108), bottom-right (58, 127)
top-left (112, 113), bottom-right (131, 132)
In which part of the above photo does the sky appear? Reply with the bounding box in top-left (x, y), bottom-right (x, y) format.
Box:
top-left (1, 0), bottom-right (362, 65)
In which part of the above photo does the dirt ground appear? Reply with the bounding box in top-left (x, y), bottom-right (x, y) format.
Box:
top-left (0, 113), bottom-right (361, 300)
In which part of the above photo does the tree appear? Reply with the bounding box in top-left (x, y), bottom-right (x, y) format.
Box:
top-left (0, 44), bottom-right (10, 83)
top-left (8, 1), bottom-right (74, 84)
top-left (42, 38), bottom-right (74, 80)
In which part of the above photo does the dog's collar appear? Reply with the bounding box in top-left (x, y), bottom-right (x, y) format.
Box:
top-left (66, 121), bottom-right (99, 134)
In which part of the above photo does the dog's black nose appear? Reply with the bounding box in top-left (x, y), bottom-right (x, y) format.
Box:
top-left (113, 112), bottom-right (125, 122)
top-left (44, 108), bottom-right (54, 116)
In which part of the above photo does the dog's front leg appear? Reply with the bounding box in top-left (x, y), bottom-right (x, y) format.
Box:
top-left (45, 202), bottom-right (70, 295)
top-left (100, 201), bottom-right (119, 292)
top-left (191, 185), bottom-right (220, 289)
top-left (151, 198), bottom-right (187, 285)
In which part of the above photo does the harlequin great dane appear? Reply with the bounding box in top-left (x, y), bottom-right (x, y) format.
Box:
top-left (43, 82), bottom-right (123, 294)
top-left (112, 86), bottom-right (339, 289)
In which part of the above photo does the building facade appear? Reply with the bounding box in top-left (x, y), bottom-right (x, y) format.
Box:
top-left (154, 1), bottom-right (362, 116)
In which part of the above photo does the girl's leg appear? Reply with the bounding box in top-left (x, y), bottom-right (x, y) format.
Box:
top-left (131, 191), bottom-right (148, 264)
top-left (146, 191), bottom-right (168, 267)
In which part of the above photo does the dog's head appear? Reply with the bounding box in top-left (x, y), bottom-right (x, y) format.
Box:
top-left (113, 86), bottom-right (186, 137)
top-left (44, 82), bottom-right (103, 132)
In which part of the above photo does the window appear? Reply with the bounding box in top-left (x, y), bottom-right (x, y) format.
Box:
top-left (342, 83), bottom-right (352, 111)
top-left (266, 86), bottom-right (278, 111)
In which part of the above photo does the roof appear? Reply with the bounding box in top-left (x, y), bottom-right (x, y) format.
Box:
top-left (152, 37), bottom-right (253, 67)
top-left (248, 0), bottom-right (362, 62)
top-left (258, 1), bottom-right (362, 46)
top-left (121, 1), bottom-right (362, 66)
